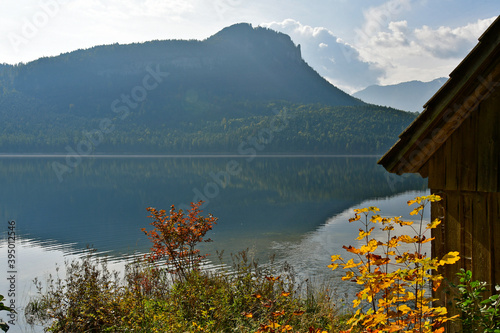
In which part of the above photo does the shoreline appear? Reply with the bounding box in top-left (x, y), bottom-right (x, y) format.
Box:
top-left (0, 153), bottom-right (382, 158)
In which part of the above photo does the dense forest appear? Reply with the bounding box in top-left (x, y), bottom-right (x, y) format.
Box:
top-left (0, 23), bottom-right (416, 154)
top-left (0, 99), bottom-right (415, 154)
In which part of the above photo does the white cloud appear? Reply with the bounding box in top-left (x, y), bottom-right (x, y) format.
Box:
top-left (357, 0), bottom-right (411, 44)
top-left (354, 13), bottom-right (497, 86)
top-left (262, 19), bottom-right (383, 93)
top-left (414, 17), bottom-right (496, 58)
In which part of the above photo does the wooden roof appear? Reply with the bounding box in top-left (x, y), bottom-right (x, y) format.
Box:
top-left (378, 15), bottom-right (500, 175)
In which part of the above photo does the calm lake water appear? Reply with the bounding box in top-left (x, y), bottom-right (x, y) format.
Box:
top-left (0, 156), bottom-right (428, 332)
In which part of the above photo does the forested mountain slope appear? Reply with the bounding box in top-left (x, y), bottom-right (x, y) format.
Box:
top-left (0, 23), bottom-right (415, 154)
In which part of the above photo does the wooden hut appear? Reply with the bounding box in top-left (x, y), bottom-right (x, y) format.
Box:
top-left (378, 14), bottom-right (500, 326)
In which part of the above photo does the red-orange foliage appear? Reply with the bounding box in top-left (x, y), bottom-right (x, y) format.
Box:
top-left (141, 201), bottom-right (217, 281)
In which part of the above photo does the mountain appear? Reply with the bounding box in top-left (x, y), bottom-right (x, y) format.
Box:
top-left (0, 23), bottom-right (362, 120)
top-left (353, 78), bottom-right (447, 112)
top-left (0, 23), bottom-right (416, 154)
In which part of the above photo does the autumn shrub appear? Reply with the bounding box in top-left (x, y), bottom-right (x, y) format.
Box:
top-left (142, 200), bottom-right (217, 283)
top-left (329, 195), bottom-right (460, 332)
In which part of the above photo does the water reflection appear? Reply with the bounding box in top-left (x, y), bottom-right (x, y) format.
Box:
top-left (0, 156), bottom-right (426, 257)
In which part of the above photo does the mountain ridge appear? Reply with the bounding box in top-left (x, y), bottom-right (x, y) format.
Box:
top-left (353, 78), bottom-right (447, 112)
top-left (1, 23), bottom-right (363, 120)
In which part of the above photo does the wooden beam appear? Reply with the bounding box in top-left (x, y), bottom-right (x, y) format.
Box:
top-left (477, 87), bottom-right (500, 192)
top-left (461, 193), bottom-right (474, 272)
top-left (491, 193), bottom-right (500, 287)
top-left (472, 193), bottom-right (492, 286)
top-left (458, 112), bottom-right (478, 191)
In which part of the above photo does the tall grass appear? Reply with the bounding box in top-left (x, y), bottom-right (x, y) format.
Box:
top-left (25, 249), bottom-right (350, 332)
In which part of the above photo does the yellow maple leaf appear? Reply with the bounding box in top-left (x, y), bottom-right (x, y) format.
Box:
top-left (439, 251), bottom-right (460, 265)
top-left (266, 322), bottom-right (280, 329)
top-left (357, 227), bottom-right (375, 240)
top-left (328, 263), bottom-right (339, 270)
top-left (360, 239), bottom-right (378, 254)
top-left (342, 271), bottom-right (354, 281)
top-left (426, 218), bottom-right (441, 229)
top-left (397, 304), bottom-right (412, 314)
top-left (344, 259), bottom-right (363, 269)
top-left (399, 235), bottom-right (417, 243)
top-left (331, 254), bottom-right (342, 261)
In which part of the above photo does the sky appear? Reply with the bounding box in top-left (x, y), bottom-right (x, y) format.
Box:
top-left (0, 0), bottom-right (498, 93)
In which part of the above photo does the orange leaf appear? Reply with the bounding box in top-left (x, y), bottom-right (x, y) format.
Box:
top-left (343, 245), bottom-right (362, 254)
top-left (242, 312), bottom-right (253, 318)
top-left (266, 276), bottom-right (280, 281)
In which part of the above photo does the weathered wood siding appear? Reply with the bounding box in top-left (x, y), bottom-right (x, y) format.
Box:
top-left (426, 86), bottom-right (500, 318)
top-left (427, 86), bottom-right (500, 193)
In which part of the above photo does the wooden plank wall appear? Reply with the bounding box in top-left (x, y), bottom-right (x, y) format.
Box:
top-left (427, 85), bottom-right (499, 333)
top-left (428, 86), bottom-right (500, 193)
top-left (431, 191), bottom-right (499, 333)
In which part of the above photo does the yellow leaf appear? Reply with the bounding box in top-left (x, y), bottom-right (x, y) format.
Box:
top-left (398, 221), bottom-right (414, 226)
top-left (360, 239), bottom-right (378, 254)
top-left (353, 298), bottom-right (361, 308)
top-left (342, 271), bottom-right (354, 281)
top-left (407, 198), bottom-right (418, 206)
top-left (419, 236), bottom-right (435, 244)
top-left (330, 254), bottom-right (342, 262)
top-left (426, 218), bottom-right (441, 229)
top-left (266, 322), bottom-right (280, 329)
top-left (439, 251), bottom-right (460, 265)
top-left (357, 227), bottom-right (375, 240)
top-left (397, 304), bottom-right (412, 314)
top-left (387, 237), bottom-right (399, 248)
top-left (328, 263), bottom-right (339, 270)
top-left (427, 194), bottom-right (442, 202)
top-left (344, 259), bottom-right (362, 269)
top-left (399, 235), bottom-right (417, 243)
top-left (349, 213), bottom-right (361, 222)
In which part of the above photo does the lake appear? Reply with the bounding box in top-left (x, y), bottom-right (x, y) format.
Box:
top-left (0, 156), bottom-right (428, 332)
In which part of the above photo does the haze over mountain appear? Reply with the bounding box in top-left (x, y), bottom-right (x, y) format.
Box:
top-left (0, 23), bottom-right (415, 155)
top-left (353, 78), bottom-right (448, 112)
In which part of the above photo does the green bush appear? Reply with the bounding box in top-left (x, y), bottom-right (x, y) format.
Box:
top-left (453, 269), bottom-right (500, 333)
top-left (0, 294), bottom-right (15, 332)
